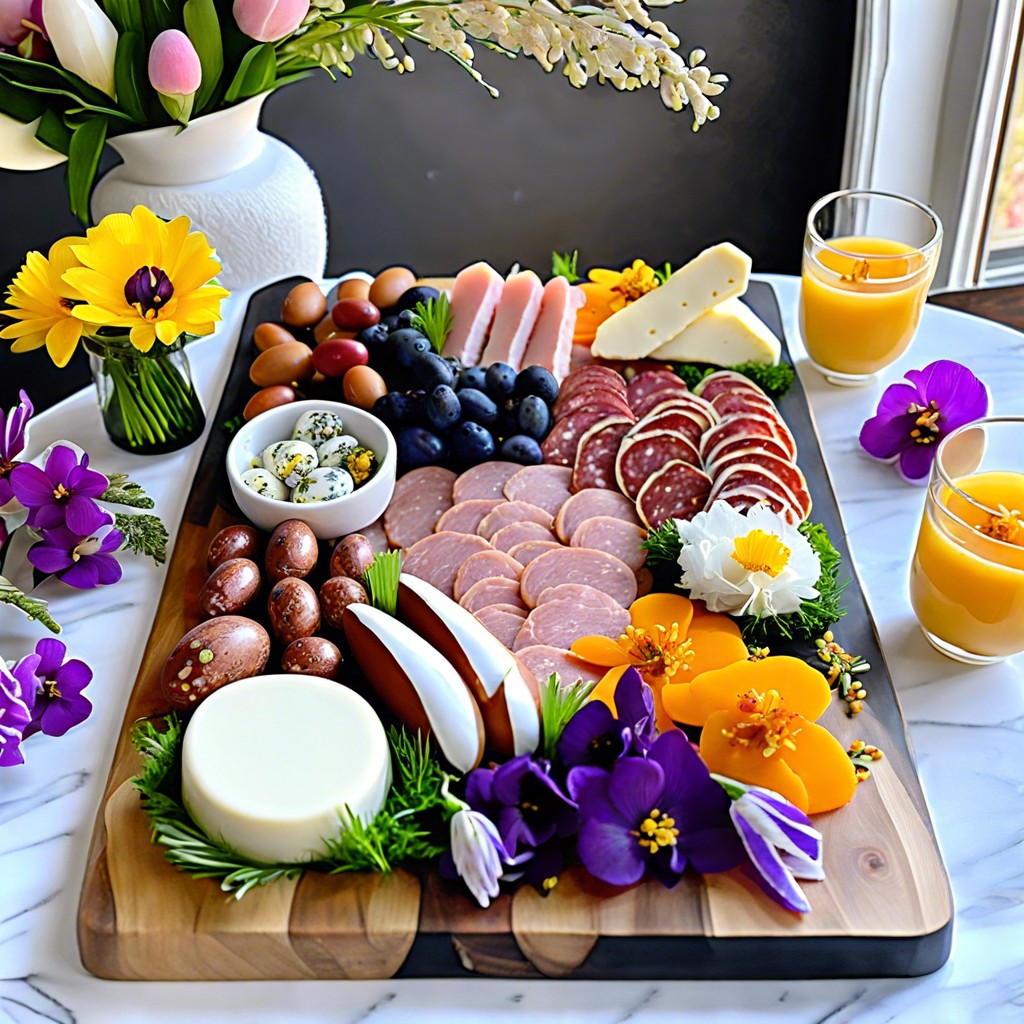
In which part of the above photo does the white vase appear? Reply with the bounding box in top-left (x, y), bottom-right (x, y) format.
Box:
top-left (90, 94), bottom-right (327, 291)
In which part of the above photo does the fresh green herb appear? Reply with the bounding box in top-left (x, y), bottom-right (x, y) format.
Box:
top-left (364, 549), bottom-right (402, 615)
top-left (671, 360), bottom-right (796, 399)
top-left (114, 512), bottom-right (169, 565)
top-left (551, 249), bottom-right (580, 283)
top-left (223, 414), bottom-right (244, 435)
top-left (99, 472), bottom-right (155, 509)
top-left (411, 293), bottom-right (453, 354)
top-left (674, 363), bottom-right (710, 391)
top-left (641, 518), bottom-right (682, 565)
top-left (0, 576), bottom-right (61, 633)
top-left (654, 261), bottom-right (674, 285)
top-left (539, 673), bottom-right (596, 761)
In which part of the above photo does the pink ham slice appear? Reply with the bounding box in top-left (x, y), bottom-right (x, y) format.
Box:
top-left (570, 515), bottom-right (647, 571)
top-left (535, 583), bottom-right (629, 613)
top-left (436, 498), bottom-right (504, 535)
top-left (516, 644), bottom-right (606, 689)
top-left (441, 261), bottom-right (504, 366)
top-left (477, 501), bottom-right (554, 539)
top-left (402, 530), bottom-right (494, 598)
top-left (555, 488), bottom-right (641, 543)
top-left (479, 270), bottom-right (544, 370)
top-left (383, 466), bottom-right (456, 548)
top-left (513, 596), bottom-right (630, 651)
top-left (636, 460), bottom-right (713, 528)
top-left (453, 549), bottom-right (523, 602)
top-left (615, 430), bottom-right (701, 500)
top-left (453, 461), bottom-right (522, 502)
top-left (508, 539), bottom-right (563, 565)
top-left (571, 416), bottom-right (634, 492)
top-left (520, 547), bottom-right (638, 608)
top-left (459, 577), bottom-right (527, 613)
top-left (490, 520), bottom-right (559, 553)
top-left (360, 518), bottom-right (391, 553)
top-left (520, 276), bottom-right (587, 382)
top-left (503, 464), bottom-right (573, 516)
top-left (474, 605), bottom-right (529, 649)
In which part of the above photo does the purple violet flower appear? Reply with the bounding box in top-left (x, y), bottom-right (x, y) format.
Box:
top-left (11, 443), bottom-right (109, 533)
top-left (0, 389), bottom-right (32, 507)
top-left (0, 653), bottom-right (40, 767)
top-left (27, 502), bottom-right (123, 589)
top-left (570, 729), bottom-right (744, 889)
top-left (859, 360), bottom-right (990, 483)
top-left (23, 638), bottom-right (92, 739)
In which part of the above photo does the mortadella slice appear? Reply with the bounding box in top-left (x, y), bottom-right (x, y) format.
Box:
top-left (442, 262), bottom-right (505, 366)
top-left (520, 276), bottom-right (587, 382)
top-left (479, 270), bottom-right (544, 370)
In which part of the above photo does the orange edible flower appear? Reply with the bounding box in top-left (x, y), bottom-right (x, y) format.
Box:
top-left (571, 260), bottom-right (661, 346)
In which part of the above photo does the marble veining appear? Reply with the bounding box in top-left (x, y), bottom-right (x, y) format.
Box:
top-left (0, 275), bottom-right (1021, 1023)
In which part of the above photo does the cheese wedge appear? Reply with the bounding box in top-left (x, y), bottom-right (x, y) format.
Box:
top-left (650, 298), bottom-right (781, 365)
top-left (590, 242), bottom-right (751, 360)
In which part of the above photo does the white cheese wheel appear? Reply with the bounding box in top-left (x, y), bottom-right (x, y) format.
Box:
top-left (181, 674), bottom-right (391, 864)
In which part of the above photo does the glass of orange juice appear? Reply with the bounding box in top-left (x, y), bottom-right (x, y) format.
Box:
top-left (800, 189), bottom-right (942, 386)
top-left (910, 417), bottom-right (1024, 664)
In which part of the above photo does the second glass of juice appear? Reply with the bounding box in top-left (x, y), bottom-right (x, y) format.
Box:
top-left (800, 189), bottom-right (943, 386)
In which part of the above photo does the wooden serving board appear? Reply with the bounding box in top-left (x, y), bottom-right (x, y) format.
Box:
top-left (77, 280), bottom-right (953, 981)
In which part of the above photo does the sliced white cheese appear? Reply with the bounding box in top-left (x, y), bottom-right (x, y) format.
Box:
top-left (181, 675), bottom-right (391, 864)
top-left (650, 298), bottom-right (781, 365)
top-left (591, 242), bottom-right (752, 360)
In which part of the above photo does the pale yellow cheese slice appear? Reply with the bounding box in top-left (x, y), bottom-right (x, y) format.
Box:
top-left (650, 297), bottom-right (781, 365)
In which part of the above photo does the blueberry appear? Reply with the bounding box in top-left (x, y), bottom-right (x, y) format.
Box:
top-left (372, 391), bottom-right (420, 428)
top-left (457, 387), bottom-right (498, 428)
top-left (381, 312), bottom-right (401, 331)
top-left (458, 366), bottom-right (487, 391)
top-left (397, 426), bottom-right (447, 468)
top-left (495, 397), bottom-right (521, 439)
top-left (413, 351), bottom-right (456, 390)
top-left (517, 394), bottom-right (551, 440)
top-left (425, 384), bottom-right (462, 433)
top-left (396, 308), bottom-right (418, 327)
top-left (515, 365), bottom-right (559, 405)
top-left (357, 322), bottom-right (390, 348)
top-left (445, 356), bottom-right (464, 374)
top-left (499, 434), bottom-right (543, 465)
top-left (485, 362), bottom-right (517, 400)
top-left (451, 421), bottom-right (496, 465)
top-left (390, 329), bottom-right (431, 369)
top-left (396, 285), bottom-right (440, 312)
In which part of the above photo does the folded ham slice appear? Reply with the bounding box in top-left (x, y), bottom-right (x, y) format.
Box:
top-left (479, 270), bottom-right (543, 370)
top-left (520, 276), bottom-right (587, 381)
top-left (442, 261), bottom-right (504, 366)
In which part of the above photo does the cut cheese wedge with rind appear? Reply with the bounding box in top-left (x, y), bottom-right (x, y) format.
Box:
top-left (650, 297), bottom-right (781, 365)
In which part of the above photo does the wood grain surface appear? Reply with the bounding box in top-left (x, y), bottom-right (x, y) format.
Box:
top-left (77, 280), bottom-right (953, 981)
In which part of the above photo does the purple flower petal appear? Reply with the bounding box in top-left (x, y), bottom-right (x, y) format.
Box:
top-left (898, 443), bottom-right (936, 483)
top-left (577, 816), bottom-right (647, 886)
top-left (28, 538), bottom-right (74, 575)
top-left (59, 558), bottom-right (103, 590)
top-left (32, 638), bottom-right (67, 679)
top-left (99, 528), bottom-right (124, 554)
top-left (1, 391), bottom-right (33, 462)
top-left (566, 764), bottom-right (611, 806)
top-left (43, 443), bottom-right (78, 482)
top-left (683, 824), bottom-right (746, 874)
top-left (613, 667), bottom-right (656, 752)
top-left (67, 461), bottom-right (109, 498)
top-left (607, 756), bottom-right (664, 825)
top-left (64, 494), bottom-right (104, 536)
top-left (10, 462), bottom-right (56, 509)
top-left (732, 808), bottom-right (811, 913)
top-left (557, 701), bottom-right (628, 769)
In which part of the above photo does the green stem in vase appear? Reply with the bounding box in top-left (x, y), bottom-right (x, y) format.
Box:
top-left (105, 359), bottom-right (162, 447)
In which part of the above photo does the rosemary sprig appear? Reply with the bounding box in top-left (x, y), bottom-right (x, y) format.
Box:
top-left (551, 249), bottom-right (580, 283)
top-left (539, 673), bottom-right (595, 761)
top-left (0, 576), bottom-right (60, 633)
top-left (641, 518), bottom-right (681, 565)
top-left (364, 549), bottom-right (402, 615)
top-left (99, 472), bottom-right (155, 509)
top-left (114, 512), bottom-right (169, 565)
top-left (411, 293), bottom-right (453, 354)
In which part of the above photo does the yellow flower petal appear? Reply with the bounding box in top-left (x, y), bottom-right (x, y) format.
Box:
top-left (130, 323), bottom-right (157, 352)
top-left (155, 319), bottom-right (180, 345)
top-left (45, 316), bottom-right (84, 368)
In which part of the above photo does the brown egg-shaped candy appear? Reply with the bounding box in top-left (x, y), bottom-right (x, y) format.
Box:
top-left (243, 385), bottom-right (296, 421)
top-left (331, 298), bottom-right (380, 332)
top-left (207, 524), bottom-right (261, 571)
top-left (265, 519), bottom-right (318, 580)
top-left (313, 314), bottom-right (341, 346)
top-left (200, 557), bottom-right (261, 618)
top-left (327, 277), bottom-right (372, 304)
top-left (330, 533), bottom-right (375, 581)
top-left (161, 616), bottom-right (270, 709)
top-left (369, 266), bottom-right (417, 310)
top-left (342, 365), bottom-right (387, 410)
top-left (281, 282), bottom-right (327, 328)
top-left (268, 576), bottom-right (320, 645)
top-left (250, 341), bottom-right (315, 387)
top-left (281, 636), bottom-right (342, 680)
top-left (319, 575), bottom-right (368, 629)
top-left (254, 322), bottom-right (297, 352)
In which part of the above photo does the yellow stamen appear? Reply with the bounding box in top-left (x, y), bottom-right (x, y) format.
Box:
top-left (906, 400), bottom-right (941, 445)
top-left (52, 482), bottom-right (70, 501)
top-left (542, 876), bottom-right (559, 892)
top-left (976, 504), bottom-right (1024, 546)
top-left (609, 260), bottom-right (660, 310)
top-left (730, 529), bottom-right (791, 578)
top-left (620, 622), bottom-right (694, 681)
top-left (44, 679), bottom-right (61, 699)
top-left (722, 688), bottom-right (802, 758)
top-left (632, 807), bottom-right (679, 853)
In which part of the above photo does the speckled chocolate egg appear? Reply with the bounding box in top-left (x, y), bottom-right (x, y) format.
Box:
top-left (318, 575), bottom-right (368, 629)
top-left (281, 636), bottom-right (342, 679)
top-left (267, 576), bottom-right (321, 645)
top-left (265, 519), bottom-right (318, 581)
top-left (329, 534), bottom-right (375, 581)
top-left (199, 557), bottom-right (261, 618)
top-left (207, 524), bottom-right (261, 571)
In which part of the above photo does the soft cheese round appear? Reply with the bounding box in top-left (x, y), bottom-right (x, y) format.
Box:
top-left (181, 674), bottom-right (391, 864)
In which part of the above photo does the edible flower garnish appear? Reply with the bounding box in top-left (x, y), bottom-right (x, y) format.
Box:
top-left (448, 807), bottom-right (524, 909)
top-left (26, 502), bottom-right (123, 590)
top-left (0, 652), bottom-right (40, 767)
top-left (977, 504), bottom-right (1024, 545)
top-left (11, 443), bottom-right (108, 533)
top-left (573, 259), bottom-right (662, 345)
top-left (0, 389), bottom-right (32, 507)
top-left (847, 740), bottom-right (884, 783)
top-left (23, 637), bottom-right (92, 739)
top-left (859, 359), bottom-right (990, 483)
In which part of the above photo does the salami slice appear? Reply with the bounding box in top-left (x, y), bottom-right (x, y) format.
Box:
top-left (615, 430), bottom-right (701, 500)
top-left (452, 461), bottom-right (522, 503)
top-left (555, 488), bottom-right (641, 542)
top-left (694, 370), bottom-right (767, 401)
top-left (571, 415), bottom-right (634, 492)
top-left (553, 385), bottom-right (633, 421)
top-left (459, 577), bottom-right (527, 614)
top-left (474, 605), bottom-right (529, 649)
top-left (638, 393), bottom-right (718, 430)
top-left (520, 546), bottom-right (638, 608)
top-left (541, 409), bottom-right (613, 467)
top-left (490, 520), bottom-right (559, 553)
top-left (699, 413), bottom-right (796, 462)
top-left (557, 365), bottom-right (627, 401)
top-left (710, 390), bottom-right (780, 419)
top-left (513, 597), bottom-right (630, 651)
top-left (709, 463), bottom-right (810, 520)
top-left (536, 583), bottom-right (629, 613)
top-left (703, 433), bottom-right (792, 467)
top-left (402, 530), bottom-right (494, 598)
top-left (630, 404), bottom-right (707, 447)
top-left (516, 644), bottom-right (606, 689)
top-left (636, 460), bottom-right (713, 528)
top-left (570, 515), bottom-right (647, 571)
top-left (715, 484), bottom-right (803, 525)
top-left (453, 549), bottom-right (523, 602)
top-left (633, 386), bottom-right (699, 420)
top-left (708, 451), bottom-right (811, 513)
top-left (508, 539), bottom-right (563, 565)
top-left (478, 501), bottom-right (554, 539)
top-left (503, 464), bottom-right (573, 516)
top-left (436, 498), bottom-right (504, 535)
top-left (626, 370), bottom-right (687, 412)
top-left (384, 466), bottom-right (456, 548)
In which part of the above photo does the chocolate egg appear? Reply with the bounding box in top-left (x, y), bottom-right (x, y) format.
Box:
top-left (267, 576), bottom-right (321, 645)
top-left (254, 322), bottom-right (297, 352)
top-left (319, 575), bottom-right (368, 629)
top-left (369, 266), bottom-right (417, 310)
top-left (329, 277), bottom-right (371, 303)
top-left (281, 636), bottom-right (342, 679)
top-left (243, 385), bottom-right (296, 421)
top-left (207, 524), bottom-right (261, 571)
top-left (265, 519), bottom-right (318, 580)
top-left (330, 534), bottom-right (375, 581)
top-left (342, 365), bottom-right (387, 410)
top-left (250, 341), bottom-right (315, 387)
top-left (281, 282), bottom-right (327, 328)
top-left (199, 557), bottom-right (261, 618)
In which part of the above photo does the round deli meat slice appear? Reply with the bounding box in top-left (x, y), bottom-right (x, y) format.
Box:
top-left (474, 605), bottom-right (530, 650)
top-left (520, 546), bottom-right (638, 608)
top-left (452, 461), bottom-right (522, 503)
top-left (541, 409), bottom-right (615, 468)
top-left (402, 531), bottom-right (494, 598)
top-left (436, 498), bottom-right (505, 535)
top-left (699, 413), bottom-right (796, 462)
top-left (703, 433), bottom-right (792, 468)
top-left (536, 583), bottom-right (629, 613)
top-left (453, 549), bottom-right (524, 602)
top-left (570, 515), bottom-right (647, 572)
top-left (572, 416), bottom-right (634, 492)
top-left (360, 518), bottom-right (391, 553)
top-left (503, 464), bottom-right (573, 516)
top-left (633, 386), bottom-right (699, 420)
top-left (708, 463), bottom-right (810, 520)
top-left (459, 577), bottom-right (527, 614)
top-left (715, 484), bottom-right (803, 525)
top-left (636, 460), bottom-right (713, 529)
top-left (477, 501), bottom-right (554, 539)
top-left (556, 365), bottom-right (627, 405)
top-left (553, 385), bottom-right (634, 421)
top-left (513, 598), bottom-right (630, 652)
top-left (694, 370), bottom-right (768, 401)
top-left (629, 405), bottom-right (707, 447)
top-left (384, 466), bottom-right (456, 548)
top-left (555, 488), bottom-right (641, 542)
top-left (708, 451), bottom-right (812, 514)
top-left (508, 539), bottom-right (563, 565)
top-left (516, 644), bottom-right (606, 689)
top-left (710, 390), bottom-right (780, 419)
top-left (615, 430), bottom-right (701, 500)
top-left (626, 371), bottom-right (688, 411)
top-left (637, 394), bottom-right (719, 431)
top-left (490, 520), bottom-right (559, 553)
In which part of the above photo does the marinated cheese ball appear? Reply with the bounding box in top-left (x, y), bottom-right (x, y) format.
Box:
top-left (292, 410), bottom-right (346, 448)
top-left (291, 466), bottom-right (355, 504)
top-left (262, 439), bottom-right (318, 488)
top-left (241, 467), bottom-right (289, 500)
top-left (316, 433), bottom-right (359, 468)
top-left (344, 446), bottom-right (378, 487)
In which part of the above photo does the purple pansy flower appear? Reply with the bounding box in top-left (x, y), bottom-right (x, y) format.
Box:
top-left (0, 389), bottom-right (33, 507)
top-left (859, 360), bottom-right (990, 483)
top-left (24, 638), bottom-right (92, 739)
top-left (0, 653), bottom-right (40, 767)
top-left (28, 502), bottom-right (123, 589)
top-left (570, 729), bottom-right (744, 889)
top-left (11, 443), bottom-right (109, 533)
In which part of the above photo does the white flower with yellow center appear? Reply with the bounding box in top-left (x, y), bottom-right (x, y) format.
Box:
top-left (674, 501), bottom-right (820, 618)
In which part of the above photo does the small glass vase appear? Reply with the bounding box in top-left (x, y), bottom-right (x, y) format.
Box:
top-left (85, 333), bottom-right (206, 455)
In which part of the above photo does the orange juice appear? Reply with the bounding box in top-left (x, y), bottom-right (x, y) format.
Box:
top-left (800, 236), bottom-right (933, 377)
top-left (910, 471), bottom-right (1024, 659)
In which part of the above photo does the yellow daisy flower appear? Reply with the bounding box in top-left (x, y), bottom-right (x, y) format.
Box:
top-left (589, 259), bottom-right (660, 312)
top-left (64, 206), bottom-right (229, 353)
top-left (1, 238), bottom-right (87, 368)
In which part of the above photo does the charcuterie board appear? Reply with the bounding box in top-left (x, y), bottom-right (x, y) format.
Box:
top-left (77, 278), bottom-right (953, 981)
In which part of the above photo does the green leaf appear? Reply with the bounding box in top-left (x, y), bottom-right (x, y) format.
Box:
top-left (113, 32), bottom-right (150, 124)
top-left (140, 0), bottom-right (178, 38)
top-left (551, 250), bottom-right (580, 282)
top-left (0, 52), bottom-right (113, 109)
top-left (223, 43), bottom-right (276, 103)
top-left (184, 0), bottom-right (224, 115)
top-left (410, 293), bottom-right (453, 354)
top-left (66, 116), bottom-right (108, 224)
top-left (641, 518), bottom-right (682, 564)
top-left (364, 550), bottom-right (402, 616)
top-left (101, 0), bottom-right (144, 34)
top-left (0, 77), bottom-right (47, 122)
top-left (35, 108), bottom-right (72, 155)
top-left (539, 674), bottom-right (595, 760)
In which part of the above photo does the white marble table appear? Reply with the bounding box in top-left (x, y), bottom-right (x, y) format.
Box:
top-left (1, 275), bottom-right (1021, 1024)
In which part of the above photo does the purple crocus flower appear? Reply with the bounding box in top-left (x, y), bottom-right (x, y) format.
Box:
top-left (23, 638), bottom-right (92, 739)
top-left (571, 729), bottom-right (744, 889)
top-left (449, 807), bottom-right (529, 908)
top-left (859, 360), bottom-right (990, 483)
top-left (28, 502), bottom-right (123, 589)
top-left (11, 443), bottom-right (108, 533)
top-left (0, 653), bottom-right (40, 767)
top-left (729, 784), bottom-right (824, 914)
top-left (0, 389), bottom-right (32, 507)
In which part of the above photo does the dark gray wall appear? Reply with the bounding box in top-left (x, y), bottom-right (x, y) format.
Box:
top-left (0, 0), bottom-right (855, 411)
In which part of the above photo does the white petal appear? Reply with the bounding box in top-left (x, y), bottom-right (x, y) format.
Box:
top-left (44, 0), bottom-right (118, 98)
top-left (0, 114), bottom-right (67, 171)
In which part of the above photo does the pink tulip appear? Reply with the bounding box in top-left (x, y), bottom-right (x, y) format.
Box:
top-left (233, 0), bottom-right (308, 43)
top-left (148, 29), bottom-right (202, 97)
top-left (0, 0), bottom-right (32, 47)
